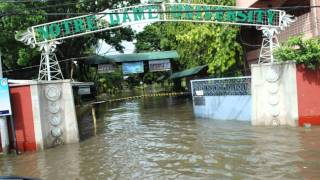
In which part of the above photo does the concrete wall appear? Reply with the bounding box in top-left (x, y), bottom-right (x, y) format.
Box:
top-left (251, 62), bottom-right (299, 126)
top-left (29, 80), bottom-right (79, 148)
top-left (193, 96), bottom-right (252, 121)
top-left (5, 79), bottom-right (79, 152)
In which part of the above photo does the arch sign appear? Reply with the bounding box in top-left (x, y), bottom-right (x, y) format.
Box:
top-left (17, 2), bottom-right (294, 81)
top-left (32, 2), bottom-right (284, 44)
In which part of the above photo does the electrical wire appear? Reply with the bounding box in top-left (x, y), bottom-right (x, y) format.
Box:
top-left (3, 56), bottom-right (87, 73)
top-left (24, 2), bottom-right (79, 11)
top-left (3, 48), bottom-right (136, 73)
top-left (1, 5), bottom-right (320, 17)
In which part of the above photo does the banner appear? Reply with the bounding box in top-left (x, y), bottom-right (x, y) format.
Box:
top-left (98, 64), bottom-right (116, 74)
top-left (122, 62), bottom-right (144, 74)
top-left (149, 60), bottom-right (171, 72)
top-left (0, 78), bottom-right (12, 116)
top-left (78, 86), bottom-right (91, 95)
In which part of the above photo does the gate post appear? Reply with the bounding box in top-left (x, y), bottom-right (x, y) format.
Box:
top-left (251, 62), bottom-right (299, 126)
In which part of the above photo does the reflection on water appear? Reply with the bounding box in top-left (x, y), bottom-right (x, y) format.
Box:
top-left (1, 97), bottom-right (320, 179)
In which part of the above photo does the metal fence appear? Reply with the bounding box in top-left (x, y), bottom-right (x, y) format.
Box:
top-left (191, 76), bottom-right (251, 96)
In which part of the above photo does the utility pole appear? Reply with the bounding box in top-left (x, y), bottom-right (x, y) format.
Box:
top-left (0, 49), bottom-right (10, 154)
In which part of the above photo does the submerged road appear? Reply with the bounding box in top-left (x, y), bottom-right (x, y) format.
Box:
top-left (1, 97), bottom-right (320, 179)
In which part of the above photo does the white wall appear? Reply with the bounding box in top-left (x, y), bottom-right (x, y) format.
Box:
top-left (29, 80), bottom-right (79, 149)
top-left (251, 62), bottom-right (299, 126)
top-left (193, 96), bottom-right (252, 121)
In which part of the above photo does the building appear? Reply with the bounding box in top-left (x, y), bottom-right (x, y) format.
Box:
top-left (237, 0), bottom-right (320, 65)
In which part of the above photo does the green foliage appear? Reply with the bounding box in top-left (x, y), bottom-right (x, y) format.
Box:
top-left (176, 24), bottom-right (242, 75)
top-left (135, 0), bottom-right (244, 76)
top-left (0, 2), bottom-right (45, 70)
top-left (97, 70), bottom-right (123, 95)
top-left (74, 65), bottom-right (123, 95)
top-left (143, 71), bottom-right (168, 84)
top-left (274, 36), bottom-right (320, 70)
top-left (135, 25), bottom-right (162, 52)
top-left (0, 0), bottom-right (139, 78)
top-left (17, 48), bottom-right (39, 66)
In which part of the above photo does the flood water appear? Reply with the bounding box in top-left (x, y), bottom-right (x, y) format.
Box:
top-left (1, 97), bottom-right (320, 179)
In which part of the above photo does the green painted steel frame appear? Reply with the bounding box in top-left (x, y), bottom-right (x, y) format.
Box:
top-left (31, 3), bottom-right (283, 44)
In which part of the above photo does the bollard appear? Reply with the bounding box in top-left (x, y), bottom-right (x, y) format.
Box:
top-left (91, 105), bottom-right (97, 136)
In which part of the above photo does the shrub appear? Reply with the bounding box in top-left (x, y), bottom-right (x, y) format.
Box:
top-left (274, 36), bottom-right (320, 70)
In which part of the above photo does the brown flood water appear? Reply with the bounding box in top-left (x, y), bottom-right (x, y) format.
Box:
top-left (1, 97), bottom-right (320, 179)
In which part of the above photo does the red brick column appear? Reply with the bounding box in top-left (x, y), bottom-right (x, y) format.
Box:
top-left (296, 65), bottom-right (320, 126)
top-left (10, 85), bottom-right (37, 152)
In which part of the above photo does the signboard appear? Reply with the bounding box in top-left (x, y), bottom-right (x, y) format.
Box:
top-left (31, 3), bottom-right (282, 44)
top-left (122, 61), bottom-right (144, 74)
top-left (149, 60), bottom-right (171, 72)
top-left (164, 3), bottom-right (281, 27)
top-left (98, 64), bottom-right (116, 74)
top-left (78, 86), bottom-right (91, 95)
top-left (0, 78), bottom-right (12, 116)
top-left (195, 90), bottom-right (204, 96)
top-left (32, 4), bottom-right (161, 44)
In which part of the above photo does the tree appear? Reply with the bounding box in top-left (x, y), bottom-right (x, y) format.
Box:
top-left (0, 0), bottom-right (139, 79)
top-left (0, 2), bottom-right (45, 78)
top-left (135, 0), bottom-right (245, 77)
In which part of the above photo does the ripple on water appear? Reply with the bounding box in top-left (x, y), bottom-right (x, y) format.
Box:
top-left (1, 97), bottom-right (320, 179)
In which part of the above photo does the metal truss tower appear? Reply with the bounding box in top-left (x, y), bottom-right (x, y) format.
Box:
top-left (15, 28), bottom-right (64, 81)
top-left (38, 44), bottom-right (64, 81)
top-left (258, 35), bottom-right (280, 64)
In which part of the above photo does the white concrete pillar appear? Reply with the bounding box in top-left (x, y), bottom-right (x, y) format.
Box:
top-left (251, 62), bottom-right (299, 126)
top-left (0, 117), bottom-right (9, 153)
top-left (30, 84), bottom-right (44, 151)
top-left (61, 81), bottom-right (79, 144)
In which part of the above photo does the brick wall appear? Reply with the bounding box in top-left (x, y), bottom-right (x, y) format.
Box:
top-left (237, 0), bottom-right (286, 8)
top-left (245, 10), bottom-right (318, 64)
top-left (278, 12), bottom-right (313, 42)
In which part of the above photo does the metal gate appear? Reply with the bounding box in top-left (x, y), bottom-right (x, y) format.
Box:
top-left (191, 76), bottom-right (252, 121)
